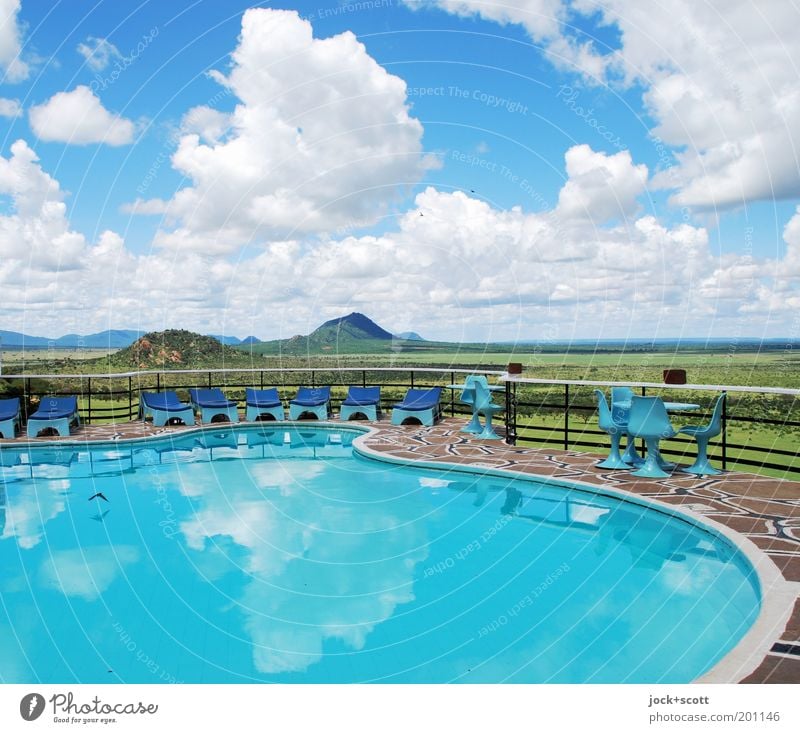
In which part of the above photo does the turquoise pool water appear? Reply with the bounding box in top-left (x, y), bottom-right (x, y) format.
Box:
top-left (0, 425), bottom-right (759, 683)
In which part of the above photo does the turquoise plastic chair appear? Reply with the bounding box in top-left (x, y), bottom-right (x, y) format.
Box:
top-left (677, 393), bottom-right (725, 476)
top-left (473, 378), bottom-right (503, 439)
top-left (459, 375), bottom-right (483, 434)
top-left (594, 390), bottom-right (629, 469)
top-left (611, 386), bottom-right (643, 465)
top-left (626, 396), bottom-right (676, 479)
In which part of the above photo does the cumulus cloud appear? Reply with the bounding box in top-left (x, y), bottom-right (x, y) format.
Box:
top-left (29, 85), bottom-right (136, 145)
top-left (2, 138), bottom-right (798, 340)
top-left (0, 140), bottom-right (88, 269)
top-left (0, 96), bottom-right (20, 116)
top-left (128, 8), bottom-right (435, 254)
top-left (76, 36), bottom-right (123, 71)
top-left (556, 144), bottom-right (648, 223)
top-left (0, 0), bottom-right (29, 81)
top-left (408, 0), bottom-right (800, 211)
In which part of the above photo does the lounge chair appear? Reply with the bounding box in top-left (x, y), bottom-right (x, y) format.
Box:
top-left (140, 391), bottom-right (195, 427)
top-left (289, 387), bottom-right (331, 420)
top-left (339, 386), bottom-right (381, 421)
top-left (0, 398), bottom-right (21, 438)
top-left (189, 388), bottom-right (240, 424)
top-left (26, 396), bottom-right (80, 438)
top-left (391, 387), bottom-right (442, 427)
top-left (245, 388), bottom-right (285, 422)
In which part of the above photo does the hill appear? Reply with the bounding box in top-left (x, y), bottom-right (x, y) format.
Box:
top-left (247, 312), bottom-right (400, 355)
top-left (395, 331), bottom-right (424, 341)
top-left (104, 329), bottom-right (256, 369)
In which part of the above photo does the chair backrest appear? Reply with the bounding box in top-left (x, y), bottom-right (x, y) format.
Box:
top-left (347, 386), bottom-right (380, 403)
top-left (246, 387), bottom-right (279, 402)
top-left (142, 391), bottom-right (181, 408)
top-left (594, 389), bottom-right (615, 432)
top-left (460, 375), bottom-right (487, 406)
top-left (627, 396), bottom-right (673, 440)
top-left (705, 393), bottom-right (725, 436)
top-left (0, 397), bottom-right (20, 415)
top-left (611, 386), bottom-right (634, 404)
top-left (40, 395), bottom-right (78, 413)
top-left (473, 379), bottom-right (499, 411)
top-left (190, 387), bottom-right (226, 402)
top-left (610, 387), bottom-right (634, 425)
top-left (296, 386), bottom-right (330, 401)
top-left (403, 387), bottom-right (441, 406)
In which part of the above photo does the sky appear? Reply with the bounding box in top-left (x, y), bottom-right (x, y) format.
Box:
top-left (1, 0), bottom-right (799, 342)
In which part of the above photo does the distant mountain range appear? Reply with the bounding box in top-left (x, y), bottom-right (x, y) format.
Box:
top-left (0, 329), bottom-right (262, 349)
top-left (0, 328), bottom-right (143, 349)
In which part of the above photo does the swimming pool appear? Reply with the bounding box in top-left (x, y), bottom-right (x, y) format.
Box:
top-left (0, 424), bottom-right (760, 683)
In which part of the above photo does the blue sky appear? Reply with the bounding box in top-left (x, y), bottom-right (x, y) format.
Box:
top-left (1, 0), bottom-right (799, 341)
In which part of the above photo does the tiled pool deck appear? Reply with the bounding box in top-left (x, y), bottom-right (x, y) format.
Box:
top-left (3, 416), bottom-right (799, 683)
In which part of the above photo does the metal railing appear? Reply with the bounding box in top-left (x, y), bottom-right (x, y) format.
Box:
top-left (502, 376), bottom-right (800, 480)
top-left (0, 366), bottom-right (506, 425)
top-left (1, 368), bottom-right (798, 480)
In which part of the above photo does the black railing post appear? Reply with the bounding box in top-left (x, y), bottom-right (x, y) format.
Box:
top-left (260, 370), bottom-right (264, 389)
top-left (410, 370), bottom-right (415, 388)
top-left (722, 390), bottom-right (728, 470)
top-left (450, 371), bottom-right (456, 417)
top-left (87, 377), bottom-right (92, 425)
top-left (564, 384), bottom-right (570, 450)
top-left (128, 376), bottom-right (133, 420)
top-left (504, 380), bottom-right (517, 446)
top-left (362, 370), bottom-right (366, 388)
top-left (156, 372), bottom-right (161, 392)
top-left (208, 371), bottom-right (212, 388)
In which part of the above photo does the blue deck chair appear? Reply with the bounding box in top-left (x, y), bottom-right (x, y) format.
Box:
top-left (26, 396), bottom-right (79, 438)
top-left (626, 396), bottom-right (676, 479)
top-left (140, 391), bottom-right (195, 427)
top-left (339, 387), bottom-right (381, 421)
top-left (0, 398), bottom-right (21, 438)
top-left (391, 387), bottom-right (442, 427)
top-left (677, 393), bottom-right (725, 476)
top-left (245, 388), bottom-right (285, 422)
top-left (189, 388), bottom-right (240, 424)
top-left (289, 387), bottom-right (331, 420)
top-left (594, 390), bottom-right (630, 469)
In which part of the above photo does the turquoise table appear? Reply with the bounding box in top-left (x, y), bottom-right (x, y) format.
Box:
top-left (612, 400), bottom-right (700, 469)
